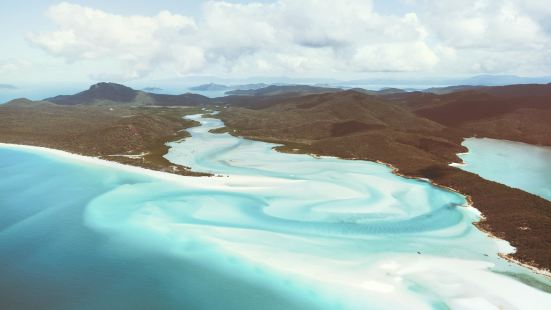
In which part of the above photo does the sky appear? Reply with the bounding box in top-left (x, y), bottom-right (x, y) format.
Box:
top-left (1, 0), bottom-right (551, 86)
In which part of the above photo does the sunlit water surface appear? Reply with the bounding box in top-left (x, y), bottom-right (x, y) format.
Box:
top-left (456, 138), bottom-right (551, 202)
top-left (1, 115), bottom-right (551, 309)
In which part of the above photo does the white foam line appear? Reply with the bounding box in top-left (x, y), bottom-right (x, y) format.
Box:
top-left (0, 142), bottom-right (300, 191)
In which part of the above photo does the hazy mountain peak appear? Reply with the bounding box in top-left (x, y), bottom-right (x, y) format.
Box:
top-left (43, 82), bottom-right (212, 106)
top-left (46, 82), bottom-right (138, 105)
top-left (190, 83), bottom-right (229, 91)
top-left (89, 82), bottom-right (133, 91)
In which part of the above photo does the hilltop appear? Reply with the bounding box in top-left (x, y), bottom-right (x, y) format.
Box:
top-left (45, 82), bottom-right (211, 106)
top-left (383, 83), bottom-right (551, 146)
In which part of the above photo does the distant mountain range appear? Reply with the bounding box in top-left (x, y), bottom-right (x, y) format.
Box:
top-left (4, 80), bottom-right (547, 112)
top-left (422, 82), bottom-right (551, 95)
top-left (350, 87), bottom-right (407, 95)
top-left (144, 74), bottom-right (551, 89)
top-left (189, 83), bottom-right (230, 91)
top-left (459, 74), bottom-right (551, 86)
top-left (189, 82), bottom-right (269, 93)
top-left (422, 85), bottom-right (485, 95)
top-left (224, 84), bottom-right (341, 96)
top-left (339, 75), bottom-right (551, 88)
top-left (39, 83), bottom-right (345, 106)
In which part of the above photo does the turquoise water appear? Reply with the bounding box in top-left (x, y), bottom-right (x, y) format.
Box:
top-left (1, 115), bottom-right (551, 309)
top-left (457, 138), bottom-right (551, 201)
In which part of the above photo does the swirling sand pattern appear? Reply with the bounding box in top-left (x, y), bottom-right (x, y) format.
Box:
top-left (0, 115), bottom-right (550, 309)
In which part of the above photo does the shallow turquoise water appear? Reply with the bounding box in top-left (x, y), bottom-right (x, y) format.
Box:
top-left (1, 115), bottom-right (551, 309)
top-left (457, 138), bottom-right (551, 201)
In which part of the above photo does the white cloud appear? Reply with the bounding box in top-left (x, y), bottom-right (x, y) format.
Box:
top-left (26, 0), bottom-right (551, 80)
top-left (27, 1), bottom-right (439, 80)
top-left (28, 2), bottom-right (201, 79)
top-left (421, 0), bottom-right (546, 49)
top-left (414, 0), bottom-right (551, 74)
top-left (0, 58), bottom-right (32, 75)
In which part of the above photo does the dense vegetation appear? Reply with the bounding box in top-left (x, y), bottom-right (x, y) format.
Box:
top-left (0, 100), bottom-right (208, 176)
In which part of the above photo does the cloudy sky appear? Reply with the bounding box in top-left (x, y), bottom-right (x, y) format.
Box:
top-left (1, 0), bottom-right (550, 84)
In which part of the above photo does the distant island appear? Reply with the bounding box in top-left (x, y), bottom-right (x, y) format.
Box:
top-left (142, 87), bottom-right (163, 92)
top-left (190, 82), bottom-right (269, 94)
top-left (1, 81), bottom-right (551, 273)
top-left (45, 82), bottom-right (211, 106)
top-left (0, 84), bottom-right (17, 90)
top-left (189, 83), bottom-right (230, 91)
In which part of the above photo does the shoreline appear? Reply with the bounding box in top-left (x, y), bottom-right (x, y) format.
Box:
top-left (226, 131), bottom-right (551, 277)
top-left (363, 159), bottom-right (550, 277)
top-left (0, 141), bottom-right (301, 190)
top-left (355, 158), bottom-right (550, 277)
top-left (0, 142), bottom-right (207, 184)
top-left (2, 137), bottom-right (550, 278)
top-left (464, 136), bottom-right (551, 149)
top-left (0, 104), bottom-right (210, 177)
